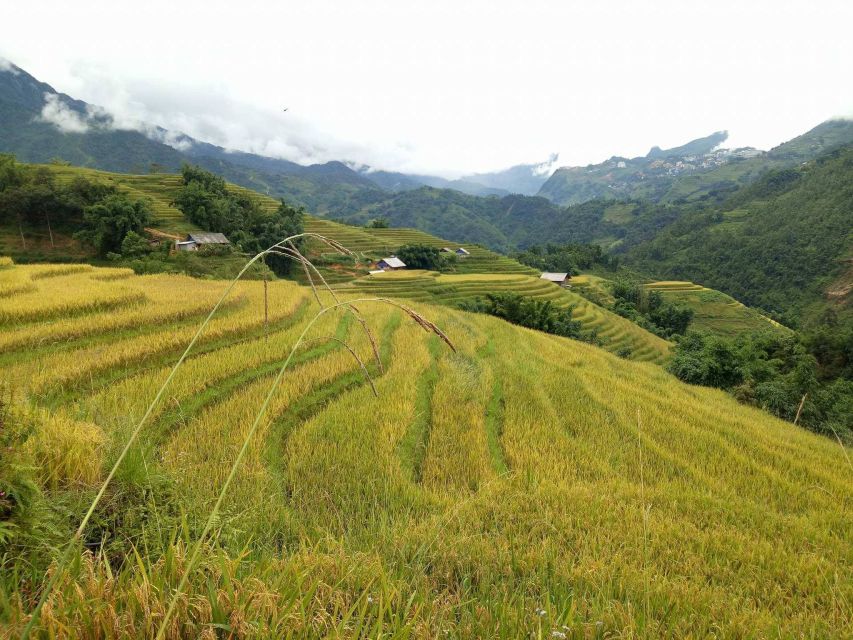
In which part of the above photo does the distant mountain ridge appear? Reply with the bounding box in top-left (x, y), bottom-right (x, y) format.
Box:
top-left (0, 60), bottom-right (558, 209)
top-left (646, 131), bottom-right (729, 159)
top-left (355, 155), bottom-right (558, 197)
top-left (537, 121), bottom-right (853, 205)
top-left (3, 57), bottom-right (853, 300)
top-left (0, 60), bottom-right (391, 215)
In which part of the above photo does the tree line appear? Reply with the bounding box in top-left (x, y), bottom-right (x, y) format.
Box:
top-left (173, 165), bottom-right (304, 275)
top-left (0, 154), bottom-right (152, 256)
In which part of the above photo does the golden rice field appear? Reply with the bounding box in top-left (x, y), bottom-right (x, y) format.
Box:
top-left (334, 270), bottom-right (671, 363)
top-left (644, 280), bottom-right (788, 337)
top-left (1, 259), bottom-right (851, 638)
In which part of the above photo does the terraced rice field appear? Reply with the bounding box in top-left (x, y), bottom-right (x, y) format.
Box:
top-left (43, 166), bottom-right (200, 235)
top-left (1, 258), bottom-right (850, 638)
top-left (645, 280), bottom-right (788, 337)
top-left (37, 166), bottom-right (529, 277)
top-left (332, 270), bottom-right (671, 363)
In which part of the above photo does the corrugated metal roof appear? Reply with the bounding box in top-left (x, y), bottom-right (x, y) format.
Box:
top-left (540, 272), bottom-right (569, 282)
top-left (455, 247), bottom-right (470, 254)
top-left (379, 257), bottom-right (406, 268)
top-left (187, 232), bottom-right (230, 244)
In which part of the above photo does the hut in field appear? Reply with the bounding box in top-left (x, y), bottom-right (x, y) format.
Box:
top-left (376, 256), bottom-right (406, 270)
top-left (175, 232), bottom-right (231, 252)
top-left (540, 272), bottom-right (570, 287)
top-left (455, 247), bottom-right (470, 257)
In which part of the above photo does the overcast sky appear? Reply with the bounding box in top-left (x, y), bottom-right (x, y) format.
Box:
top-left (2, 0), bottom-right (852, 176)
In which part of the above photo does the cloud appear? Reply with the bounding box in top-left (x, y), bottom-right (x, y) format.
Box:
top-left (531, 153), bottom-right (560, 177)
top-left (40, 67), bottom-right (423, 172)
top-left (39, 93), bottom-right (90, 133)
top-left (0, 57), bottom-right (19, 74)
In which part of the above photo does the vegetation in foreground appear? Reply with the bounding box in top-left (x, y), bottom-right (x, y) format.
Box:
top-left (0, 258), bottom-right (850, 638)
top-left (669, 328), bottom-right (853, 440)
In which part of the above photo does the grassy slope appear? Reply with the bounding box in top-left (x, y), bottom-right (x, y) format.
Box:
top-left (644, 280), bottom-right (788, 337)
top-left (1, 260), bottom-right (850, 637)
top-left (294, 220), bottom-right (670, 362)
top-left (2, 163), bottom-right (670, 361)
top-left (1, 163), bottom-right (747, 363)
top-left (571, 274), bottom-right (788, 339)
top-left (335, 270), bottom-right (670, 364)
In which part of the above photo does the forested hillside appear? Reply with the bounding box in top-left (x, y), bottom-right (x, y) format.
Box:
top-left (0, 62), bottom-right (390, 217)
top-left (625, 145), bottom-right (853, 326)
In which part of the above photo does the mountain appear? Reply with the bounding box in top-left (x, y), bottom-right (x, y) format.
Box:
top-left (646, 130), bottom-right (728, 159)
top-left (459, 155), bottom-right (558, 195)
top-left (537, 131), bottom-right (761, 206)
top-left (0, 60), bottom-right (389, 216)
top-left (338, 186), bottom-right (579, 251)
top-left (358, 156), bottom-right (557, 197)
top-left (537, 122), bottom-right (853, 206)
top-left (0, 62), bottom-right (187, 173)
top-left (358, 169), bottom-right (511, 197)
top-left (356, 169), bottom-right (426, 192)
top-left (624, 144), bottom-right (853, 325)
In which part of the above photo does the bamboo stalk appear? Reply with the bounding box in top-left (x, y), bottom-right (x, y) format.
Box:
top-left (794, 393), bottom-right (808, 425)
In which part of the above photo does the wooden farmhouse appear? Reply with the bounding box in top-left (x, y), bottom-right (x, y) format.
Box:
top-left (175, 232), bottom-right (231, 252)
top-left (376, 256), bottom-right (406, 270)
top-left (441, 247), bottom-right (470, 257)
top-left (540, 272), bottom-right (570, 287)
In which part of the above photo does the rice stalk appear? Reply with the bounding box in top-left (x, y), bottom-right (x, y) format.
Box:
top-left (154, 295), bottom-right (453, 638)
top-left (19, 233), bottom-right (366, 639)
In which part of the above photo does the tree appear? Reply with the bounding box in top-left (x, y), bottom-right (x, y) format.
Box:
top-left (172, 165), bottom-right (305, 275)
top-left (366, 217), bottom-right (389, 228)
top-left (459, 292), bottom-right (584, 339)
top-left (75, 195), bottom-right (152, 256)
top-left (515, 241), bottom-right (618, 274)
top-left (396, 244), bottom-right (442, 270)
top-left (254, 199), bottom-right (305, 276)
top-left (120, 230), bottom-right (152, 258)
top-left (668, 331), bottom-right (742, 388)
top-left (649, 302), bottom-right (694, 337)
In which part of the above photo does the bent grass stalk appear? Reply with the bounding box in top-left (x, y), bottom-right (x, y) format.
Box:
top-left (154, 296), bottom-right (453, 638)
top-left (268, 245), bottom-right (384, 373)
top-left (20, 233), bottom-right (365, 639)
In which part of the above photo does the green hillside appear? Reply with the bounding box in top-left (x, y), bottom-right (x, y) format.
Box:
top-left (538, 120), bottom-right (853, 207)
top-left (332, 270), bottom-right (671, 363)
top-left (570, 275), bottom-right (787, 339)
top-left (0, 162), bottom-right (672, 362)
top-left (643, 280), bottom-right (788, 337)
top-left (625, 145), bottom-right (853, 326)
top-left (2, 260), bottom-right (850, 638)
